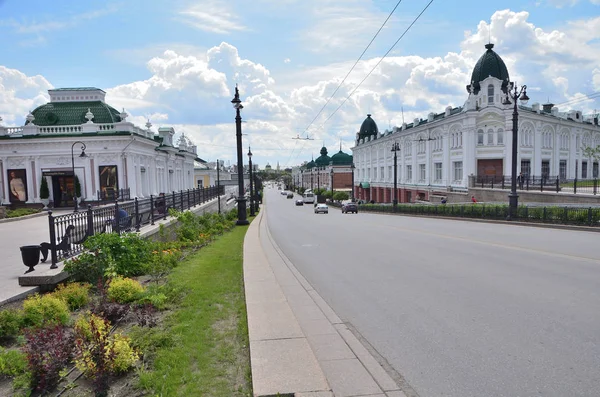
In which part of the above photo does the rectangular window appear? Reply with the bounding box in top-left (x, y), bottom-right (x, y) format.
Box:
top-left (559, 160), bottom-right (567, 180)
top-left (373, 167), bottom-right (377, 180)
top-left (497, 130), bottom-right (504, 145)
top-left (541, 161), bottom-right (550, 179)
top-left (388, 166), bottom-right (392, 182)
top-left (477, 131), bottom-right (484, 145)
top-left (487, 132), bottom-right (494, 145)
top-left (582, 161), bottom-right (588, 179)
top-left (419, 164), bottom-right (426, 181)
top-left (453, 161), bottom-right (463, 182)
top-left (197, 180), bottom-right (203, 188)
top-left (406, 165), bottom-right (412, 182)
top-left (434, 162), bottom-right (442, 182)
top-left (380, 167), bottom-right (384, 181)
top-left (521, 160), bottom-right (531, 178)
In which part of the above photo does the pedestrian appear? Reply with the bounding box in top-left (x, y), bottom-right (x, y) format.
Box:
top-left (518, 172), bottom-right (524, 189)
top-left (471, 195), bottom-right (477, 203)
top-left (441, 197), bottom-right (447, 205)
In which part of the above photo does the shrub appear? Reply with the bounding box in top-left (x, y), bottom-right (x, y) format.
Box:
top-left (74, 313), bottom-right (139, 395)
top-left (107, 277), bottom-right (145, 303)
top-left (90, 281), bottom-right (130, 323)
top-left (5, 208), bottom-right (40, 218)
top-left (52, 282), bottom-right (92, 310)
top-left (0, 308), bottom-right (24, 338)
top-left (0, 347), bottom-right (28, 376)
top-left (22, 294), bottom-right (70, 328)
top-left (22, 325), bottom-right (74, 392)
top-left (40, 177), bottom-right (50, 199)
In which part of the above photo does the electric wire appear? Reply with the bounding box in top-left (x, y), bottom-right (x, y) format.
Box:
top-left (299, 0), bottom-right (404, 139)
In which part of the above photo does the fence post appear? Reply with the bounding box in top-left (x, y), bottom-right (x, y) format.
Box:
top-left (556, 177), bottom-right (560, 193)
top-left (588, 207), bottom-right (593, 226)
top-left (150, 194), bottom-right (155, 225)
top-left (543, 207), bottom-right (547, 223)
top-left (135, 197), bottom-right (141, 232)
top-left (86, 205), bottom-right (94, 238)
top-left (502, 176), bottom-right (505, 190)
top-left (180, 191), bottom-right (184, 211)
top-left (48, 211), bottom-right (58, 269)
top-left (187, 189), bottom-right (190, 210)
top-left (574, 178), bottom-right (578, 194)
top-left (540, 176), bottom-right (544, 192)
top-left (172, 191), bottom-right (176, 213)
top-left (526, 177), bottom-right (529, 191)
top-left (114, 201), bottom-right (120, 234)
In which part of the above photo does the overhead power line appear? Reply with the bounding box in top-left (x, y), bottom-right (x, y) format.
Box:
top-left (321, 0), bottom-right (435, 127)
top-left (299, 0), bottom-right (404, 139)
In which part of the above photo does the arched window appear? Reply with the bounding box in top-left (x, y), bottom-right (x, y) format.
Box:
top-left (487, 129), bottom-right (494, 145)
top-left (497, 129), bottom-right (504, 145)
top-left (477, 129), bottom-right (484, 145)
top-left (487, 84), bottom-right (494, 104)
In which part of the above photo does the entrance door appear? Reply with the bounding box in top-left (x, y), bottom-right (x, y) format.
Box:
top-left (477, 159), bottom-right (503, 182)
top-left (51, 176), bottom-right (75, 207)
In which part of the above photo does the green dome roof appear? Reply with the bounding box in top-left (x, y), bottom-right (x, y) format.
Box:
top-left (315, 146), bottom-right (331, 167)
top-left (331, 150), bottom-right (353, 165)
top-left (305, 160), bottom-right (316, 169)
top-left (358, 114), bottom-right (379, 140)
top-left (467, 43), bottom-right (510, 95)
top-left (28, 101), bottom-right (122, 126)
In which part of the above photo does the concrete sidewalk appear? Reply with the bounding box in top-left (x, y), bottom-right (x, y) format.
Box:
top-left (244, 206), bottom-right (407, 397)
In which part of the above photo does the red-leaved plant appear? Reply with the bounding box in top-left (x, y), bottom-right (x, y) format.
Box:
top-left (22, 325), bottom-right (74, 392)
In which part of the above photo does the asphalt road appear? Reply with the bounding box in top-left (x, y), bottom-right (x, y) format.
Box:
top-left (265, 188), bottom-right (600, 397)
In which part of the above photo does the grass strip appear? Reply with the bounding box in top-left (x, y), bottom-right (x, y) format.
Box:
top-left (137, 224), bottom-right (252, 396)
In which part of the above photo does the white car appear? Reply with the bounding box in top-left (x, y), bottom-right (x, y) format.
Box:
top-left (314, 203), bottom-right (329, 214)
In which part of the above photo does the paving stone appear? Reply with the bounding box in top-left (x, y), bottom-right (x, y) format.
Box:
top-left (320, 358), bottom-right (382, 397)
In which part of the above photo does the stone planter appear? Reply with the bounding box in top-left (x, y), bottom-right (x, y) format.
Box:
top-left (20, 245), bottom-right (41, 274)
top-left (40, 198), bottom-right (50, 210)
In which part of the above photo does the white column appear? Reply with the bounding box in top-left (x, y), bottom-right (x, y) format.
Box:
top-left (553, 133), bottom-right (560, 176)
top-left (533, 125), bottom-right (542, 177)
top-left (569, 133), bottom-right (577, 178)
top-left (462, 128), bottom-right (473, 186)
top-left (425, 140), bottom-right (431, 185)
top-left (443, 133), bottom-right (450, 185)
top-left (412, 140), bottom-right (417, 183)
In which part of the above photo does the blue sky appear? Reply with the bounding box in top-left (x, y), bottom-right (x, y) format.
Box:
top-left (1, 0), bottom-right (600, 168)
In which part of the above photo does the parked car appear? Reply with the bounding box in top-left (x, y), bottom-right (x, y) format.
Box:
top-left (295, 199), bottom-right (304, 206)
top-left (287, 192), bottom-right (294, 199)
top-left (280, 191), bottom-right (288, 195)
top-left (314, 203), bottom-right (329, 214)
top-left (341, 202), bottom-right (358, 214)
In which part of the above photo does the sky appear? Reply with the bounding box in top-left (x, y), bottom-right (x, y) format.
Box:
top-left (1, 0), bottom-right (600, 169)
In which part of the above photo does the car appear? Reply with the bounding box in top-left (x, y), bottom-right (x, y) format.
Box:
top-left (341, 202), bottom-right (358, 214)
top-left (280, 191), bottom-right (288, 195)
top-left (287, 192), bottom-right (294, 199)
top-left (295, 199), bottom-right (304, 206)
top-left (314, 203), bottom-right (329, 214)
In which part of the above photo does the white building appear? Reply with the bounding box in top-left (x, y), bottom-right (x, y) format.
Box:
top-left (0, 87), bottom-right (199, 207)
top-left (352, 43), bottom-right (600, 203)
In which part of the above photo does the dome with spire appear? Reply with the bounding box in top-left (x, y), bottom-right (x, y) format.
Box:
top-left (305, 158), bottom-right (316, 169)
top-left (331, 149), bottom-right (353, 166)
top-left (467, 43), bottom-right (510, 95)
top-left (358, 114), bottom-right (379, 141)
top-left (314, 146), bottom-right (331, 167)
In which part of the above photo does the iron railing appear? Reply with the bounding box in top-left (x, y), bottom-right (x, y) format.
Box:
top-left (47, 186), bottom-right (224, 267)
top-left (356, 202), bottom-right (600, 228)
top-left (475, 175), bottom-right (600, 195)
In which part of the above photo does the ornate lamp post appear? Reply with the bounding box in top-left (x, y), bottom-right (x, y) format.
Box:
top-left (503, 82), bottom-right (529, 220)
top-left (71, 141), bottom-right (87, 212)
top-left (330, 167), bottom-right (334, 202)
top-left (231, 85), bottom-right (249, 225)
top-left (391, 142), bottom-right (400, 210)
top-left (351, 163), bottom-right (355, 202)
top-left (216, 159), bottom-right (221, 214)
top-left (248, 146), bottom-right (255, 217)
top-left (311, 169), bottom-right (314, 191)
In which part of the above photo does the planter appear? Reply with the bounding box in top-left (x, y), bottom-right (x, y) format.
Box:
top-left (40, 198), bottom-right (50, 210)
top-left (20, 245), bottom-right (41, 274)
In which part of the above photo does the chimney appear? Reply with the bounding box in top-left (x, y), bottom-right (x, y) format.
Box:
top-left (532, 103), bottom-right (540, 113)
top-left (551, 107), bottom-right (559, 117)
top-left (542, 103), bottom-right (554, 113)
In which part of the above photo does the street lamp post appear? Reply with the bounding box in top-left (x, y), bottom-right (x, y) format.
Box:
top-left (391, 142), bottom-right (400, 210)
top-left (503, 82), bottom-right (529, 220)
top-left (311, 169), bottom-right (314, 191)
top-left (248, 146), bottom-right (255, 217)
top-left (216, 159), bottom-right (221, 214)
top-left (330, 168), bottom-right (334, 202)
top-left (231, 85), bottom-right (249, 225)
top-left (351, 163), bottom-right (355, 202)
top-left (317, 168), bottom-right (321, 190)
top-left (71, 141), bottom-right (87, 212)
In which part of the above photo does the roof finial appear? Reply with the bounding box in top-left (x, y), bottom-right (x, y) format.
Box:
top-left (485, 43), bottom-right (494, 50)
top-left (339, 139), bottom-right (342, 152)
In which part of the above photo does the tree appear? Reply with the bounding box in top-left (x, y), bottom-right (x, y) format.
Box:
top-left (40, 177), bottom-right (49, 199)
top-left (74, 175), bottom-right (82, 198)
top-left (333, 191), bottom-right (349, 201)
top-left (582, 145), bottom-right (600, 163)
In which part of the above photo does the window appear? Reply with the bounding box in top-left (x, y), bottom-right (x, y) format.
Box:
top-left (521, 160), bottom-right (531, 177)
top-left (388, 166), bottom-right (392, 181)
top-left (197, 180), bottom-right (203, 188)
top-left (487, 129), bottom-right (494, 145)
top-left (542, 161), bottom-right (550, 179)
top-left (477, 129), bottom-right (484, 145)
top-left (406, 165), bottom-right (412, 182)
top-left (487, 84), bottom-right (494, 104)
top-left (434, 163), bottom-right (442, 182)
top-left (380, 167), bottom-right (384, 181)
top-left (582, 161), bottom-right (588, 179)
top-left (374, 167), bottom-right (377, 180)
top-left (594, 162), bottom-right (598, 178)
top-left (418, 140), bottom-right (426, 153)
top-left (559, 160), bottom-right (567, 180)
top-left (419, 164), bottom-right (426, 182)
top-left (497, 129), bottom-right (504, 145)
top-left (453, 161), bottom-right (463, 182)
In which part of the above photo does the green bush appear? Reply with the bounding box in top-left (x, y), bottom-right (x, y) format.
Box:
top-left (5, 208), bottom-right (40, 218)
top-left (52, 282), bottom-right (92, 310)
top-left (107, 277), bottom-right (145, 304)
top-left (333, 191), bottom-right (349, 201)
top-left (0, 308), bottom-right (24, 338)
top-left (22, 294), bottom-right (70, 328)
top-left (40, 177), bottom-right (50, 200)
top-left (0, 348), bottom-right (28, 376)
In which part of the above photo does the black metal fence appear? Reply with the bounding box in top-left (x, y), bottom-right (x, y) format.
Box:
top-left (96, 188), bottom-right (131, 203)
top-left (475, 175), bottom-right (600, 195)
top-left (47, 186), bottom-right (224, 268)
top-left (356, 202), bottom-right (600, 228)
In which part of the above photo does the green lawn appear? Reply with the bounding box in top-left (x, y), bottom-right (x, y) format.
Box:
top-left (135, 224), bottom-right (252, 396)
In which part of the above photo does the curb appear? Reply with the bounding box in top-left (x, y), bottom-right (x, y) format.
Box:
top-left (0, 211), bottom-right (47, 223)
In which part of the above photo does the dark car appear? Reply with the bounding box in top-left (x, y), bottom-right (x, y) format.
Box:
top-left (295, 199), bottom-right (304, 206)
top-left (341, 202), bottom-right (358, 214)
top-left (286, 192), bottom-right (294, 199)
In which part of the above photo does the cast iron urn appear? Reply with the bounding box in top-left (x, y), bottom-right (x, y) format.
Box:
top-left (20, 245), bottom-right (41, 274)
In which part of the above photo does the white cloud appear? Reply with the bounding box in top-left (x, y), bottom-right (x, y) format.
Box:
top-left (284, 58), bottom-right (291, 64)
top-left (0, 66), bottom-right (52, 126)
top-left (178, 1), bottom-right (247, 34)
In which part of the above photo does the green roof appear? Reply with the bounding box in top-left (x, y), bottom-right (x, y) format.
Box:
top-left (358, 114), bottom-right (379, 140)
top-left (359, 182), bottom-right (370, 188)
top-left (467, 43), bottom-right (510, 94)
top-left (49, 87), bottom-right (105, 92)
top-left (315, 146), bottom-right (331, 167)
top-left (29, 101), bottom-right (122, 126)
top-left (331, 150), bottom-right (353, 165)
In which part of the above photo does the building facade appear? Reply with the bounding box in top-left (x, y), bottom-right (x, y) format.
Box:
top-left (351, 44), bottom-right (600, 203)
top-left (0, 87), bottom-right (198, 207)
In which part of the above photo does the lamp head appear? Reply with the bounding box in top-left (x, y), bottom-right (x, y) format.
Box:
top-left (503, 95), bottom-right (512, 106)
top-left (79, 149), bottom-right (87, 158)
top-left (231, 84), bottom-right (242, 109)
top-left (519, 87), bottom-right (529, 105)
top-left (247, 147), bottom-right (252, 157)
